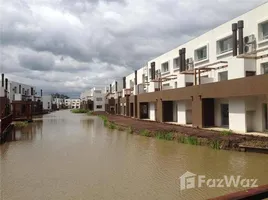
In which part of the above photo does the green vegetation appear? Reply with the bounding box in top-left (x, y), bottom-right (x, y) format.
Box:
top-left (14, 121), bottom-right (28, 128)
top-left (178, 135), bottom-right (199, 145)
top-left (51, 93), bottom-right (69, 99)
top-left (210, 140), bottom-right (221, 150)
top-left (127, 126), bottom-right (134, 134)
top-left (87, 111), bottom-right (93, 116)
top-left (98, 115), bottom-right (117, 129)
top-left (221, 130), bottom-right (233, 136)
top-left (155, 131), bottom-right (173, 140)
top-left (140, 129), bottom-right (151, 137)
top-left (108, 122), bottom-right (117, 129)
top-left (71, 109), bottom-right (88, 113)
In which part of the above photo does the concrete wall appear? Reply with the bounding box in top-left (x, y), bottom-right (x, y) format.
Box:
top-left (42, 95), bottom-right (53, 110)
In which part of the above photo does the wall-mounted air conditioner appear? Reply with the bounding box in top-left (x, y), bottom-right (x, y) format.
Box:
top-left (244, 34), bottom-right (256, 44)
top-left (186, 58), bottom-right (194, 70)
top-left (244, 45), bottom-right (256, 54)
top-left (244, 34), bottom-right (256, 54)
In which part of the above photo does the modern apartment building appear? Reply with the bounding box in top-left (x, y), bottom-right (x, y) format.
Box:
top-left (65, 99), bottom-right (81, 109)
top-left (107, 3), bottom-right (268, 134)
top-left (42, 95), bottom-right (53, 112)
top-left (0, 73), bottom-right (43, 120)
top-left (80, 88), bottom-right (105, 112)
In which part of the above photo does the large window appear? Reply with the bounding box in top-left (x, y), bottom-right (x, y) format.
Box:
top-left (96, 105), bottom-right (102, 109)
top-left (173, 57), bottom-right (180, 69)
top-left (259, 21), bottom-right (268, 41)
top-left (217, 36), bottom-right (233, 54)
top-left (96, 98), bottom-right (102, 101)
top-left (195, 46), bottom-right (207, 61)
top-left (161, 62), bottom-right (169, 73)
top-left (262, 62), bottom-right (268, 74)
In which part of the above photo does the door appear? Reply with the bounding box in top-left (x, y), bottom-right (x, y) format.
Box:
top-left (221, 104), bottom-right (229, 127)
top-left (264, 104), bottom-right (268, 131)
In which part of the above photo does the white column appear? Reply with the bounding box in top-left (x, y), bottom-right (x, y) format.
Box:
top-left (177, 101), bottom-right (186, 124)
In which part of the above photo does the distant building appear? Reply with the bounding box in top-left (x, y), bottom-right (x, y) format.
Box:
top-left (65, 99), bottom-right (81, 109)
top-left (42, 95), bottom-right (53, 112)
top-left (80, 88), bottom-right (105, 112)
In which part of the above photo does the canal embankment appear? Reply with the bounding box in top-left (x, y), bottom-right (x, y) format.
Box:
top-left (91, 112), bottom-right (268, 153)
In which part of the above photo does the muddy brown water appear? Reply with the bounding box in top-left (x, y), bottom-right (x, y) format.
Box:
top-left (1, 110), bottom-right (268, 200)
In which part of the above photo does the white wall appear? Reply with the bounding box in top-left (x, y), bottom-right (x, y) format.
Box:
top-left (42, 95), bottom-right (53, 110)
top-left (149, 102), bottom-right (155, 121)
top-left (177, 101), bottom-right (186, 124)
top-left (93, 92), bottom-right (105, 112)
top-left (8, 81), bottom-right (36, 101)
top-left (229, 98), bottom-right (247, 133)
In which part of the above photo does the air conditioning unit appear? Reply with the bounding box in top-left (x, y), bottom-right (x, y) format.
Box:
top-left (186, 57), bottom-right (194, 70)
top-left (244, 34), bottom-right (256, 44)
top-left (244, 44), bottom-right (256, 54)
top-left (155, 69), bottom-right (161, 78)
top-left (244, 34), bottom-right (256, 54)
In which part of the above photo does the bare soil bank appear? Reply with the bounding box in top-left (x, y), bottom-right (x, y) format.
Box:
top-left (92, 112), bottom-right (268, 153)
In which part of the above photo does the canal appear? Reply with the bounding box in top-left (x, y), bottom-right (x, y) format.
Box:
top-left (1, 110), bottom-right (268, 200)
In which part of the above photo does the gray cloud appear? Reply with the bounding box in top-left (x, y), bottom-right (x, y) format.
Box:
top-left (0, 0), bottom-right (267, 97)
top-left (19, 51), bottom-right (55, 71)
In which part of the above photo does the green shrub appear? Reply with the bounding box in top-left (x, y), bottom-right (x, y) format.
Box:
top-left (185, 136), bottom-right (199, 145)
top-left (156, 131), bottom-right (173, 141)
top-left (14, 121), bottom-right (28, 128)
top-left (140, 130), bottom-right (151, 137)
top-left (108, 122), bottom-right (116, 129)
top-left (221, 130), bottom-right (233, 136)
top-left (87, 111), bottom-right (93, 116)
top-left (210, 140), bottom-right (220, 150)
top-left (71, 109), bottom-right (88, 113)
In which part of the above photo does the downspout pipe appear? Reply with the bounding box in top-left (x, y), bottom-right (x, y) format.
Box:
top-left (232, 23), bottom-right (238, 56)
top-left (238, 20), bottom-right (244, 55)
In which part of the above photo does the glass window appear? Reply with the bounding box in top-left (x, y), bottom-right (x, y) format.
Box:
top-left (217, 36), bottom-right (233, 54)
top-left (262, 63), bottom-right (268, 74)
top-left (261, 21), bottom-right (268, 40)
top-left (173, 57), bottom-right (180, 69)
top-left (219, 71), bottom-right (228, 81)
top-left (161, 62), bottom-right (169, 73)
top-left (195, 46), bottom-right (207, 61)
top-left (96, 105), bottom-right (102, 109)
top-left (96, 98), bottom-right (102, 101)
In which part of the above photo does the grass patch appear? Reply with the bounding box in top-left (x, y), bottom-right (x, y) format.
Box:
top-left (71, 109), bottom-right (88, 113)
top-left (185, 136), bottom-right (199, 145)
top-left (156, 131), bottom-right (173, 141)
top-left (108, 122), bottom-right (117, 129)
top-left (98, 115), bottom-right (117, 130)
top-left (139, 129), bottom-right (151, 137)
top-left (14, 121), bottom-right (28, 128)
top-left (178, 135), bottom-right (199, 145)
top-left (210, 140), bottom-right (221, 150)
top-left (87, 111), bottom-right (93, 116)
top-left (221, 130), bottom-right (233, 136)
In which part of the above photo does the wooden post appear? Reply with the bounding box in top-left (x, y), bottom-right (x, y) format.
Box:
top-left (194, 69), bottom-right (197, 85)
top-left (198, 69), bottom-right (201, 85)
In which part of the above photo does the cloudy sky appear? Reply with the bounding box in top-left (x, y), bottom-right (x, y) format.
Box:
top-left (0, 0), bottom-right (267, 97)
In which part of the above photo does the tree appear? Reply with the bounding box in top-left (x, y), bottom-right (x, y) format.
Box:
top-left (51, 93), bottom-right (69, 99)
